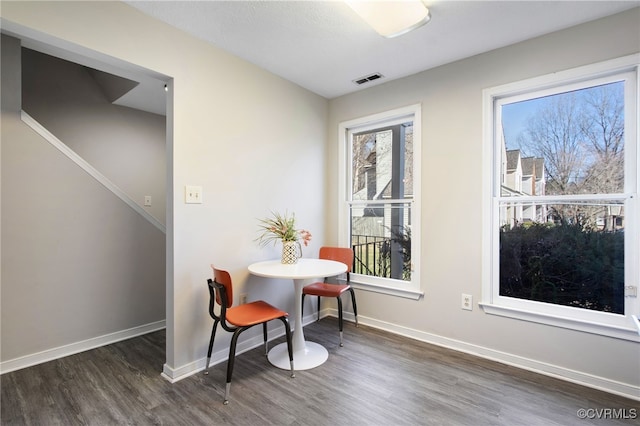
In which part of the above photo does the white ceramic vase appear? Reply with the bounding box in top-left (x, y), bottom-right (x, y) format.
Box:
top-left (281, 241), bottom-right (301, 264)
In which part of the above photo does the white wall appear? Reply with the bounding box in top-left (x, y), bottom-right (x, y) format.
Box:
top-left (328, 8), bottom-right (640, 398)
top-left (0, 1), bottom-right (329, 378)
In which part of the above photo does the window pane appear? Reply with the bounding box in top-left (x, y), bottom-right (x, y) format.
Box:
top-left (499, 200), bottom-right (625, 314)
top-left (352, 123), bottom-right (413, 201)
top-left (501, 81), bottom-right (624, 197)
top-left (350, 202), bottom-right (411, 281)
top-left (350, 121), bottom-right (413, 283)
top-left (497, 80), bottom-right (628, 315)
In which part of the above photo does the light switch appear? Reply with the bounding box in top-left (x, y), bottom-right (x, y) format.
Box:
top-left (144, 196), bottom-right (152, 206)
top-left (185, 185), bottom-right (203, 204)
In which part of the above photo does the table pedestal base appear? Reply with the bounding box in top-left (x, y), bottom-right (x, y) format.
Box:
top-left (268, 341), bottom-right (328, 371)
top-left (248, 259), bottom-right (347, 371)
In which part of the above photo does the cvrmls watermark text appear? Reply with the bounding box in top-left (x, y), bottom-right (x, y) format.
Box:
top-left (577, 408), bottom-right (637, 420)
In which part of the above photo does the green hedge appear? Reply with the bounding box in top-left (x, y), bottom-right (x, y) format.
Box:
top-left (500, 222), bottom-right (624, 314)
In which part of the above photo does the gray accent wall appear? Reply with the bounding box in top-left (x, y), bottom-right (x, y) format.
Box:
top-left (1, 35), bottom-right (165, 364)
top-left (21, 48), bottom-right (167, 225)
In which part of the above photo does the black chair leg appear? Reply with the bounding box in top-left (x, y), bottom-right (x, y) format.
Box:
top-left (301, 293), bottom-right (306, 318)
top-left (337, 296), bottom-right (344, 347)
top-left (262, 322), bottom-right (268, 356)
top-left (205, 320), bottom-right (219, 375)
top-left (317, 296), bottom-right (321, 321)
top-left (280, 317), bottom-right (295, 378)
top-left (349, 288), bottom-right (358, 327)
top-left (224, 328), bottom-right (243, 405)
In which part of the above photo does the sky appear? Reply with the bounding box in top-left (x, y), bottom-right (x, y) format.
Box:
top-left (501, 97), bottom-right (546, 153)
top-left (500, 81), bottom-right (624, 156)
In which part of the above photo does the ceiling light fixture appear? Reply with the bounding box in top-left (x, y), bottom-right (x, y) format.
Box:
top-left (346, 0), bottom-right (431, 38)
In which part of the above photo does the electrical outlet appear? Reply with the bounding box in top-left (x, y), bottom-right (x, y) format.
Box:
top-left (239, 293), bottom-right (248, 305)
top-left (144, 196), bottom-right (152, 206)
top-left (461, 294), bottom-right (473, 311)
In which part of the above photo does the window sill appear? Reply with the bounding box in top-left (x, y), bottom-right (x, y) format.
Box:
top-left (479, 302), bottom-right (640, 342)
top-left (351, 281), bottom-right (423, 300)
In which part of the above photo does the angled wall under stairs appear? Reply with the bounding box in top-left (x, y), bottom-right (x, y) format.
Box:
top-left (1, 35), bottom-right (166, 373)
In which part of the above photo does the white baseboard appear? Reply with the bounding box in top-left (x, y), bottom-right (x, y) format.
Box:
top-left (325, 309), bottom-right (640, 402)
top-left (0, 320), bottom-right (166, 375)
top-left (162, 332), bottom-right (274, 383)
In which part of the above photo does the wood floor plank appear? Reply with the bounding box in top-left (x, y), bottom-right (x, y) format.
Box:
top-left (1, 318), bottom-right (638, 425)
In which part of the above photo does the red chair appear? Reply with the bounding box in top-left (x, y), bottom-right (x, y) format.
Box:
top-left (302, 247), bottom-right (358, 346)
top-left (205, 266), bottom-right (294, 404)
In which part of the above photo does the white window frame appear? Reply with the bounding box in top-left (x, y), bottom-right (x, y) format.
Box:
top-left (338, 104), bottom-right (423, 300)
top-left (481, 55), bottom-right (640, 341)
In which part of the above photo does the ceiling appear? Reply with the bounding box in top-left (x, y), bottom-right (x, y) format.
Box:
top-left (124, 0), bottom-right (639, 101)
top-left (16, 1), bottom-right (635, 115)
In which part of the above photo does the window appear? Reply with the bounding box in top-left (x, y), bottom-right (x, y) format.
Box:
top-left (482, 55), bottom-right (639, 340)
top-left (339, 105), bottom-right (422, 299)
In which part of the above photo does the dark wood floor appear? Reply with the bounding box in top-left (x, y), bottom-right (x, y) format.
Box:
top-left (1, 318), bottom-right (638, 425)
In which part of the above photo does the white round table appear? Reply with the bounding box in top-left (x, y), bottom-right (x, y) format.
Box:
top-left (248, 258), bottom-right (347, 370)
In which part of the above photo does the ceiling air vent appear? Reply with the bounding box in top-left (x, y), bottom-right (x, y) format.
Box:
top-left (353, 73), bottom-right (384, 85)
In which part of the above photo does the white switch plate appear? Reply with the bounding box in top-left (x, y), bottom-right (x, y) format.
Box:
top-left (144, 196), bottom-right (152, 206)
top-left (185, 185), bottom-right (203, 204)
